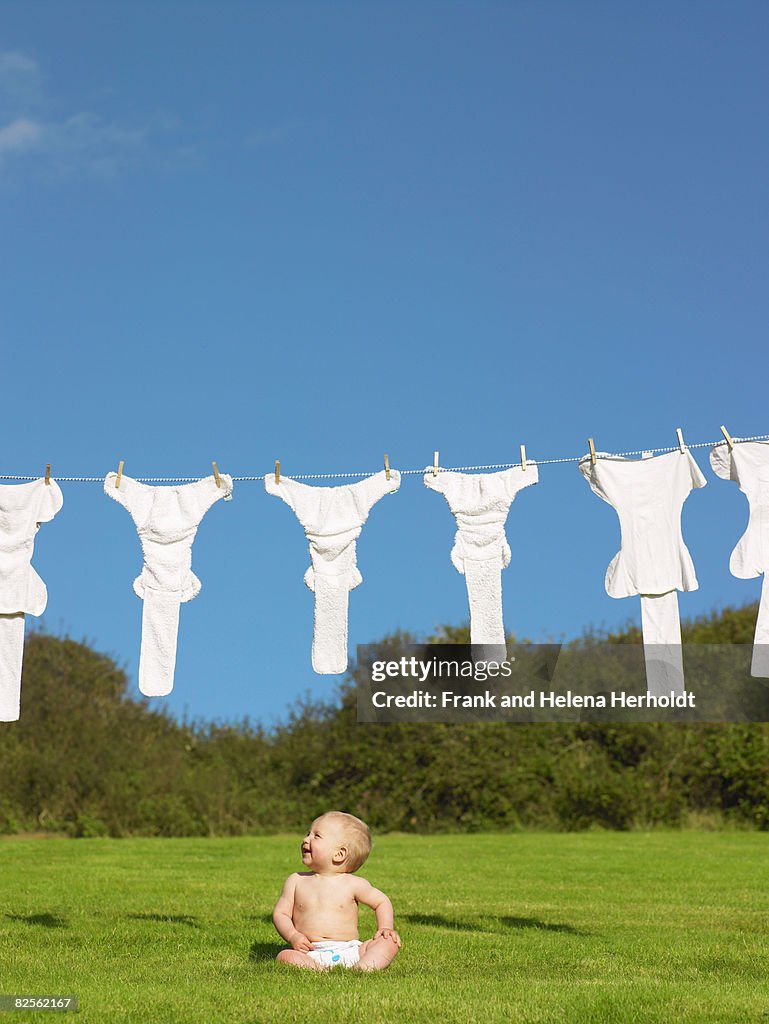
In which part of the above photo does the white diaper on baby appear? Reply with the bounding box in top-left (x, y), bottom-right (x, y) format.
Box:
top-left (306, 939), bottom-right (362, 968)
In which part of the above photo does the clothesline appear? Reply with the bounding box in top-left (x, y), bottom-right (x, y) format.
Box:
top-left (1, 432), bottom-right (767, 483)
top-left (2, 430), bottom-right (768, 720)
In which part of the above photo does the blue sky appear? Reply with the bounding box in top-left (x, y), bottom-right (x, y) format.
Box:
top-left (1, 2), bottom-right (767, 726)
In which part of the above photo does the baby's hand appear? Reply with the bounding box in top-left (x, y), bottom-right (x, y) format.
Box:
top-left (289, 931), bottom-right (313, 952)
top-left (374, 928), bottom-right (401, 947)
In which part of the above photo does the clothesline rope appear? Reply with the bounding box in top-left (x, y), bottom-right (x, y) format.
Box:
top-left (1, 433), bottom-right (767, 483)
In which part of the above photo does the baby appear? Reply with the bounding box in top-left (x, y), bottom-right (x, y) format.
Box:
top-left (272, 810), bottom-right (401, 971)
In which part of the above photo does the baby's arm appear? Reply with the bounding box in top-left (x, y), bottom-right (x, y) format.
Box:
top-left (272, 874), bottom-right (312, 952)
top-left (353, 877), bottom-right (401, 947)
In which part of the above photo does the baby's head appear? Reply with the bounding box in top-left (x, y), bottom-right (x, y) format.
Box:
top-left (301, 811), bottom-right (372, 874)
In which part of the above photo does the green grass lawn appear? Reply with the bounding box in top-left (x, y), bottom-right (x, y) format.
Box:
top-left (1, 832), bottom-right (767, 1023)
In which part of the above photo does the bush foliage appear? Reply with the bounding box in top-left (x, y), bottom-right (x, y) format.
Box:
top-left (0, 604), bottom-right (767, 836)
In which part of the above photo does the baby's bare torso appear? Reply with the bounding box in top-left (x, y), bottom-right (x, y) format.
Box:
top-left (292, 872), bottom-right (360, 942)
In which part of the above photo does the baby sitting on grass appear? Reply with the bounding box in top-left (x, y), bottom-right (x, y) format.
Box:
top-left (272, 810), bottom-right (401, 971)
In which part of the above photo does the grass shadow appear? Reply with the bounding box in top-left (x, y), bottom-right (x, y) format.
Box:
top-left (249, 941), bottom-right (284, 963)
top-left (403, 912), bottom-right (586, 936)
top-left (127, 913), bottom-right (200, 928)
top-left (245, 913), bottom-right (275, 926)
top-left (5, 912), bottom-right (68, 928)
top-left (402, 913), bottom-right (480, 931)
top-left (498, 916), bottom-right (585, 935)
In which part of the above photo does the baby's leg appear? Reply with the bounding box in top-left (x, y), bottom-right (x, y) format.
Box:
top-left (276, 949), bottom-right (324, 970)
top-left (353, 936), bottom-right (400, 972)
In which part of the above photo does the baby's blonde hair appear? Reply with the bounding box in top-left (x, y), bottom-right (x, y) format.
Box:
top-left (321, 811), bottom-right (372, 872)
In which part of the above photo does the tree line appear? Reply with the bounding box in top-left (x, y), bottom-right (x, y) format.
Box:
top-left (0, 602), bottom-right (766, 836)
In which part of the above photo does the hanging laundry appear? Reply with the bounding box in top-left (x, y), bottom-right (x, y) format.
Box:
top-left (265, 470), bottom-right (400, 674)
top-left (579, 449), bottom-right (706, 696)
top-left (424, 465), bottom-right (539, 655)
top-left (104, 472), bottom-right (233, 696)
top-left (0, 478), bottom-right (63, 721)
top-left (709, 439), bottom-right (769, 677)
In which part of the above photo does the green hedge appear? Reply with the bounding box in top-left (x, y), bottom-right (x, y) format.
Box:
top-left (0, 604), bottom-right (766, 835)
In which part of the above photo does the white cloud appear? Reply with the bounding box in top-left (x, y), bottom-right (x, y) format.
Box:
top-left (43, 112), bottom-right (149, 177)
top-left (0, 49), bottom-right (183, 180)
top-left (0, 49), bottom-right (43, 116)
top-left (0, 51), bottom-right (39, 75)
top-left (0, 117), bottom-right (42, 155)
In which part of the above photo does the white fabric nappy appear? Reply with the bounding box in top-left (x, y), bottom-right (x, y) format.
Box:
top-left (423, 464), bottom-right (539, 654)
top-left (579, 448), bottom-right (706, 696)
top-left (709, 439), bottom-right (769, 677)
top-left (104, 472), bottom-right (233, 696)
top-left (265, 470), bottom-right (400, 674)
top-left (306, 939), bottom-right (362, 969)
top-left (0, 478), bottom-right (64, 721)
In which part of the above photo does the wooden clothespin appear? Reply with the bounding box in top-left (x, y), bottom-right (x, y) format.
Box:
top-left (116, 460), bottom-right (124, 488)
top-left (212, 461), bottom-right (221, 488)
top-left (676, 427), bottom-right (686, 454)
top-left (588, 438), bottom-right (596, 466)
top-left (433, 451), bottom-right (439, 477)
top-left (520, 444), bottom-right (527, 471)
top-left (45, 463), bottom-right (51, 486)
top-left (384, 453), bottom-right (390, 481)
top-left (720, 425), bottom-right (734, 450)
top-left (275, 460), bottom-right (281, 484)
